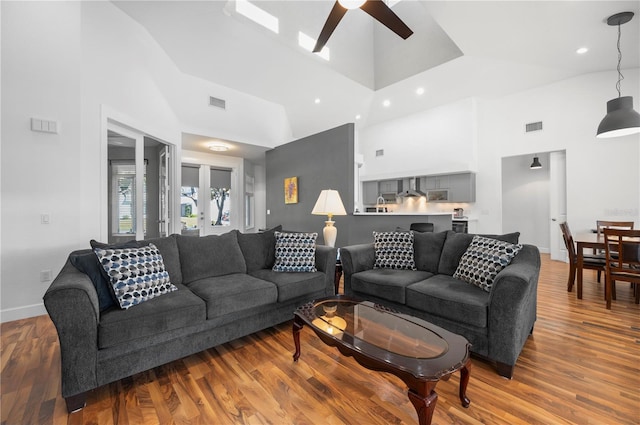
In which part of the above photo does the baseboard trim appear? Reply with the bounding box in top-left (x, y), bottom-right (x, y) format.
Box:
top-left (0, 303), bottom-right (47, 323)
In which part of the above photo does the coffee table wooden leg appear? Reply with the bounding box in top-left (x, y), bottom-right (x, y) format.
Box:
top-left (459, 360), bottom-right (471, 408)
top-left (407, 382), bottom-right (438, 425)
top-left (292, 318), bottom-right (304, 362)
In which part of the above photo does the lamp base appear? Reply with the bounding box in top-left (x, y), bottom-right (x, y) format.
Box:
top-left (323, 220), bottom-right (337, 247)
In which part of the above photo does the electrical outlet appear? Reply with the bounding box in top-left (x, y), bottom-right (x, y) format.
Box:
top-left (40, 270), bottom-right (52, 282)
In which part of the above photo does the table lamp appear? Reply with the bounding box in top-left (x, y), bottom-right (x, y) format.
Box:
top-left (311, 189), bottom-right (347, 247)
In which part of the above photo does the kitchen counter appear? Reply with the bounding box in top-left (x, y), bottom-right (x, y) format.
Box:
top-left (353, 212), bottom-right (455, 216)
top-left (345, 213), bottom-right (454, 244)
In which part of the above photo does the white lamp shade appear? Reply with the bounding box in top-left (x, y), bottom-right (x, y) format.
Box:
top-left (311, 190), bottom-right (347, 216)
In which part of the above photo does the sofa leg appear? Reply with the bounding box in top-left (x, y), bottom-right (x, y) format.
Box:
top-left (495, 362), bottom-right (514, 379)
top-left (65, 392), bottom-right (87, 413)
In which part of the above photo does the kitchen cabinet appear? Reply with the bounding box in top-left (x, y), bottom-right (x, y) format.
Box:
top-left (448, 173), bottom-right (476, 202)
top-left (362, 181), bottom-right (379, 205)
top-left (378, 180), bottom-right (400, 193)
top-left (423, 175), bottom-right (449, 190)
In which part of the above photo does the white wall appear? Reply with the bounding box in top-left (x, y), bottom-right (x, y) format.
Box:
top-left (477, 70), bottom-right (640, 235)
top-left (357, 70), bottom-right (640, 237)
top-left (359, 98), bottom-right (477, 181)
top-left (0, 1), bottom-right (289, 322)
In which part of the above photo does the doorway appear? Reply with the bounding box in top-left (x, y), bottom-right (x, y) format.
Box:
top-left (501, 150), bottom-right (567, 259)
top-left (106, 124), bottom-right (174, 243)
top-left (180, 164), bottom-right (234, 236)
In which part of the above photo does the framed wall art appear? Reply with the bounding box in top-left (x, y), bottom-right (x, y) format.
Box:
top-left (284, 177), bottom-right (298, 204)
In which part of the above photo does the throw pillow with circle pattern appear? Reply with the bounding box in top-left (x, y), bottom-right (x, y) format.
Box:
top-left (453, 235), bottom-right (523, 292)
top-left (94, 243), bottom-right (177, 309)
top-left (373, 231), bottom-right (416, 270)
top-left (273, 232), bottom-right (318, 272)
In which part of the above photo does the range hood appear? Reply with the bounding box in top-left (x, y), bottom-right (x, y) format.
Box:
top-left (398, 178), bottom-right (425, 197)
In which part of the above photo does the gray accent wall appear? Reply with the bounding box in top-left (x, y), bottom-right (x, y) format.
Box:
top-left (266, 124), bottom-right (355, 247)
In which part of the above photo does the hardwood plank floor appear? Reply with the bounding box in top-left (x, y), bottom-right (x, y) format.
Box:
top-left (2, 254), bottom-right (639, 424)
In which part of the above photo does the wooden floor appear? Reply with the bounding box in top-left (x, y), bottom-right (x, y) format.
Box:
top-left (2, 254), bottom-right (639, 425)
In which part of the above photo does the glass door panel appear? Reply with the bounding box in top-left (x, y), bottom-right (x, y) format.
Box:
top-left (181, 165), bottom-right (201, 236)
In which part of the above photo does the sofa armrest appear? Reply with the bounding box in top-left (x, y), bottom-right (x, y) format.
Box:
top-left (315, 245), bottom-right (338, 295)
top-left (339, 243), bottom-right (375, 295)
top-left (43, 258), bottom-right (100, 399)
top-left (487, 245), bottom-right (541, 367)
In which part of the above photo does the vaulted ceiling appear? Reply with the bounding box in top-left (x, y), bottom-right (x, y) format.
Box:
top-left (113, 0), bottom-right (640, 152)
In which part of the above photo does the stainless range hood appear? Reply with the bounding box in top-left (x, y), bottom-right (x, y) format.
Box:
top-left (398, 177), bottom-right (425, 197)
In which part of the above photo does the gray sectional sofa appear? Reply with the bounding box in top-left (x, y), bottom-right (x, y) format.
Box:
top-left (340, 230), bottom-right (540, 379)
top-left (44, 228), bottom-right (336, 412)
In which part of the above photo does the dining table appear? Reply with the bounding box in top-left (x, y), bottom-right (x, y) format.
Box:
top-left (574, 230), bottom-right (640, 299)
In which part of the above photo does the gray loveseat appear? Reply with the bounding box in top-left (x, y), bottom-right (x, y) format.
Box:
top-left (44, 228), bottom-right (336, 412)
top-left (340, 230), bottom-right (540, 379)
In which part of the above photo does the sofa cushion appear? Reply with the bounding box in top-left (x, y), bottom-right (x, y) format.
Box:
top-left (437, 231), bottom-right (521, 275)
top-left (351, 269), bottom-right (433, 304)
top-left (91, 235), bottom-right (183, 285)
top-left (237, 225), bottom-right (282, 272)
top-left (98, 282), bottom-right (206, 349)
top-left (373, 231), bottom-right (416, 270)
top-left (187, 273), bottom-right (278, 319)
top-left (177, 231), bottom-right (247, 283)
top-left (94, 244), bottom-right (178, 309)
top-left (70, 251), bottom-right (117, 312)
top-left (454, 235), bottom-right (523, 292)
top-left (273, 232), bottom-right (318, 272)
top-left (406, 275), bottom-right (490, 327)
top-left (144, 235), bottom-right (183, 285)
top-left (250, 269), bottom-right (327, 302)
top-left (413, 231), bottom-right (447, 273)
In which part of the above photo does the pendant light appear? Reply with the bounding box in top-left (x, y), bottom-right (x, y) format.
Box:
top-left (530, 156), bottom-right (542, 170)
top-left (596, 12), bottom-right (640, 138)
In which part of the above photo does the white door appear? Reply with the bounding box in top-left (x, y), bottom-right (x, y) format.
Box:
top-left (180, 164), bottom-right (234, 236)
top-left (549, 151), bottom-right (567, 261)
top-left (159, 146), bottom-right (170, 237)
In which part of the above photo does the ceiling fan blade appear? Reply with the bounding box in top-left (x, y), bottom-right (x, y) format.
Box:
top-left (361, 0), bottom-right (413, 39)
top-left (313, 1), bottom-right (348, 52)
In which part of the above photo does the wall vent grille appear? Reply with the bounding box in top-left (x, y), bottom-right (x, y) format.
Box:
top-left (375, 149), bottom-right (384, 157)
top-left (209, 96), bottom-right (226, 110)
top-left (525, 121), bottom-right (543, 132)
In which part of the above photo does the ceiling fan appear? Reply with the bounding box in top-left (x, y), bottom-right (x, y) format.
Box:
top-left (313, 0), bottom-right (413, 53)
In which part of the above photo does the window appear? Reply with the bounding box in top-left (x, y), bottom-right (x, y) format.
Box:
top-left (111, 161), bottom-right (147, 235)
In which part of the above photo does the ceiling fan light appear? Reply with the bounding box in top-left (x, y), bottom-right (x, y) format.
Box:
top-left (596, 96), bottom-right (640, 138)
top-left (338, 0), bottom-right (366, 9)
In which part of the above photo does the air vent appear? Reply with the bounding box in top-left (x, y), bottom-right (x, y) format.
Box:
top-left (525, 121), bottom-right (543, 132)
top-left (209, 96), bottom-right (226, 110)
top-left (375, 149), bottom-right (384, 157)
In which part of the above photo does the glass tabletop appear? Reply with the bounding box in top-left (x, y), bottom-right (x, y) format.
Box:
top-left (309, 299), bottom-right (449, 359)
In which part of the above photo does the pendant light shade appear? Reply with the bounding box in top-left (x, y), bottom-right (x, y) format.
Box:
top-left (530, 156), bottom-right (542, 170)
top-left (596, 12), bottom-right (640, 138)
top-left (596, 96), bottom-right (640, 138)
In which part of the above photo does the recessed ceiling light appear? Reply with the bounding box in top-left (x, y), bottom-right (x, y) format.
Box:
top-left (209, 143), bottom-right (230, 152)
top-left (314, 98), bottom-right (321, 104)
top-left (416, 87), bottom-right (425, 95)
top-left (383, 99), bottom-right (391, 107)
top-left (355, 114), bottom-right (361, 120)
top-left (576, 47), bottom-right (588, 54)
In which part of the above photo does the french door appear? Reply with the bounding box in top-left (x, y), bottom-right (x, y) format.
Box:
top-left (106, 122), bottom-right (173, 243)
top-left (181, 164), bottom-right (234, 236)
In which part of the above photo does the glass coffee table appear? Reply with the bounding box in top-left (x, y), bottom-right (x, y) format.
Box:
top-left (293, 296), bottom-right (471, 425)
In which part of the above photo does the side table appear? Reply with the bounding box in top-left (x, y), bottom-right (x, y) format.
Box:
top-left (334, 259), bottom-right (342, 294)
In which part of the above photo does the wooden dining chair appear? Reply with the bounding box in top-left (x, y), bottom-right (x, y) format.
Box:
top-left (595, 221), bottom-right (634, 282)
top-left (603, 228), bottom-right (640, 309)
top-left (559, 222), bottom-right (607, 293)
